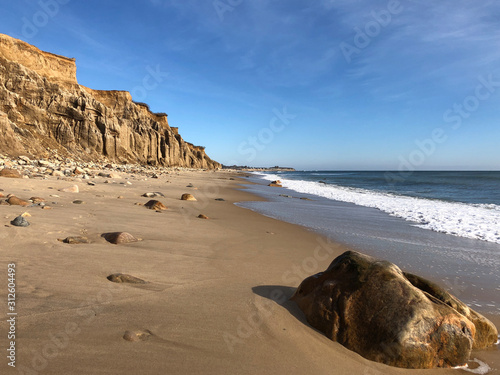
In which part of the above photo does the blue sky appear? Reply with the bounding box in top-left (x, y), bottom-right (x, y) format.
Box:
top-left (1, 0), bottom-right (500, 170)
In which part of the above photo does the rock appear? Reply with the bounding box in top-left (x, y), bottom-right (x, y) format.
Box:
top-left (215, 198), bottom-right (225, 201)
top-left (181, 193), bottom-right (196, 201)
top-left (268, 180), bottom-right (282, 187)
top-left (29, 197), bottom-right (45, 204)
top-left (144, 200), bottom-right (167, 210)
top-left (59, 185), bottom-right (79, 193)
top-left (102, 232), bottom-right (139, 244)
top-left (72, 200), bottom-right (84, 204)
top-left (197, 214), bottom-right (209, 219)
top-left (11, 216), bottom-right (29, 227)
top-left (142, 192), bottom-right (164, 198)
top-left (51, 170), bottom-right (65, 177)
top-left (0, 34), bottom-right (221, 169)
top-left (279, 194), bottom-right (292, 198)
top-left (107, 273), bottom-right (147, 284)
top-left (0, 168), bottom-right (22, 178)
top-left (59, 236), bottom-right (90, 244)
top-left (186, 183), bottom-right (194, 188)
top-left (87, 181), bottom-right (96, 186)
top-left (291, 251), bottom-right (498, 369)
top-left (7, 196), bottom-right (30, 206)
top-left (123, 330), bottom-right (153, 342)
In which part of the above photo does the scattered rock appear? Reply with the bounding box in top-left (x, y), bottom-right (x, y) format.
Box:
top-left (186, 183), bottom-right (194, 188)
top-left (102, 232), bottom-right (139, 244)
top-left (117, 196), bottom-right (124, 199)
top-left (142, 192), bottom-right (164, 198)
top-left (59, 185), bottom-right (79, 193)
top-left (0, 168), bottom-right (22, 178)
top-left (7, 196), bottom-right (30, 206)
top-left (181, 193), bottom-right (196, 201)
top-left (215, 198), bottom-right (225, 201)
top-left (87, 181), bottom-right (96, 186)
top-left (59, 236), bottom-right (90, 244)
top-left (268, 180), bottom-right (282, 187)
top-left (279, 194), bottom-right (292, 198)
top-left (30, 197), bottom-right (45, 204)
top-left (123, 330), bottom-right (153, 342)
top-left (72, 200), bottom-right (84, 204)
top-left (291, 251), bottom-right (498, 369)
top-left (144, 200), bottom-right (167, 210)
top-left (197, 214), bottom-right (209, 219)
top-left (107, 273), bottom-right (147, 284)
top-left (21, 212), bottom-right (31, 217)
top-left (10, 216), bottom-right (29, 227)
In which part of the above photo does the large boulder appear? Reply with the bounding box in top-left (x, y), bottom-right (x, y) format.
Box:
top-left (291, 251), bottom-right (498, 369)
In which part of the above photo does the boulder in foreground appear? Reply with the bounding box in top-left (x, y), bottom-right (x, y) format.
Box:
top-left (291, 251), bottom-right (498, 369)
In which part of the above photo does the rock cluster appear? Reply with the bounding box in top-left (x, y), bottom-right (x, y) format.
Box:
top-left (0, 33), bottom-right (220, 169)
top-left (292, 251), bottom-right (498, 369)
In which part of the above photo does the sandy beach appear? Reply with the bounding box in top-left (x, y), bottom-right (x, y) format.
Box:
top-left (1, 170), bottom-right (498, 374)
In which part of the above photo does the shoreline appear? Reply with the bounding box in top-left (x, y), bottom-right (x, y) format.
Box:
top-left (0, 169), bottom-right (498, 374)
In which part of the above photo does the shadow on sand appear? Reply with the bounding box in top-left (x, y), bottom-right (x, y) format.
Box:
top-left (251, 285), bottom-right (310, 326)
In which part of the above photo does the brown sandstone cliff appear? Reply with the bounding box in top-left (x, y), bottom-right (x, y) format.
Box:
top-left (0, 34), bottom-right (220, 169)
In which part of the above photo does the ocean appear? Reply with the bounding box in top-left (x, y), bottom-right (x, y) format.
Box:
top-left (237, 170), bottom-right (500, 314)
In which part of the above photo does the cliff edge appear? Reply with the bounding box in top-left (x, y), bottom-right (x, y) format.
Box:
top-left (0, 34), bottom-right (221, 169)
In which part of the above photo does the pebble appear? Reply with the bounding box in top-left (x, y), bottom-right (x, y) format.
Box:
top-left (142, 192), bottom-right (164, 198)
top-left (107, 273), bottom-right (147, 284)
top-left (59, 185), bottom-right (79, 193)
top-left (215, 198), bottom-right (225, 201)
top-left (72, 200), bottom-right (84, 204)
top-left (7, 196), bottom-right (30, 206)
top-left (198, 214), bottom-right (209, 219)
top-left (11, 216), bottom-right (30, 227)
top-left (102, 232), bottom-right (139, 244)
top-left (30, 197), bottom-right (45, 204)
top-left (181, 193), bottom-right (196, 201)
top-left (59, 236), bottom-right (90, 244)
top-left (144, 200), bottom-right (167, 210)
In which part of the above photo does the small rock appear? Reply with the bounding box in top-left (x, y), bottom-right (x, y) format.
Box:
top-left (215, 198), bottom-right (225, 201)
top-left (11, 216), bottom-right (29, 227)
top-left (107, 273), bottom-right (147, 284)
top-left (30, 197), bottom-right (45, 204)
top-left (59, 236), bottom-right (90, 244)
top-left (7, 196), bottom-right (30, 206)
top-left (123, 330), bottom-right (153, 342)
top-left (51, 170), bottom-right (64, 177)
top-left (87, 181), bottom-right (96, 186)
top-left (144, 200), bottom-right (167, 210)
top-left (102, 232), bottom-right (139, 244)
top-left (21, 212), bottom-right (31, 217)
top-left (186, 183), bottom-right (194, 188)
top-left (117, 196), bottom-right (124, 199)
top-left (72, 200), bottom-right (84, 204)
top-left (59, 185), bottom-right (79, 193)
top-left (198, 214), bottom-right (209, 219)
top-left (268, 180), bottom-right (282, 187)
top-left (142, 192), bottom-right (164, 198)
top-left (0, 168), bottom-right (22, 178)
top-left (181, 193), bottom-right (196, 201)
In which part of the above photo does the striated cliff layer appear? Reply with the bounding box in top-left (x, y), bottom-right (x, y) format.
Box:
top-left (0, 34), bottom-right (220, 169)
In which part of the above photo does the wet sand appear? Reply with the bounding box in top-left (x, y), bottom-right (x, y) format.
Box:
top-left (0, 170), bottom-right (498, 374)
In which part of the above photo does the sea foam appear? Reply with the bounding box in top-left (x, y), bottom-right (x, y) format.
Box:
top-left (255, 173), bottom-right (500, 244)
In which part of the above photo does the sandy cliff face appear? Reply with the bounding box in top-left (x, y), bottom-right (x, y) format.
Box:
top-left (0, 34), bottom-right (220, 168)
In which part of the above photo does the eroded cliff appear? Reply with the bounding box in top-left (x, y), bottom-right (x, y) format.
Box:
top-left (0, 34), bottom-right (220, 169)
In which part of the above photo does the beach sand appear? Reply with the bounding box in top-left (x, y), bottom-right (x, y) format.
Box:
top-left (0, 170), bottom-right (498, 374)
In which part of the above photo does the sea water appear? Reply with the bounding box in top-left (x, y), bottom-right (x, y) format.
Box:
top-left (237, 171), bottom-right (500, 314)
